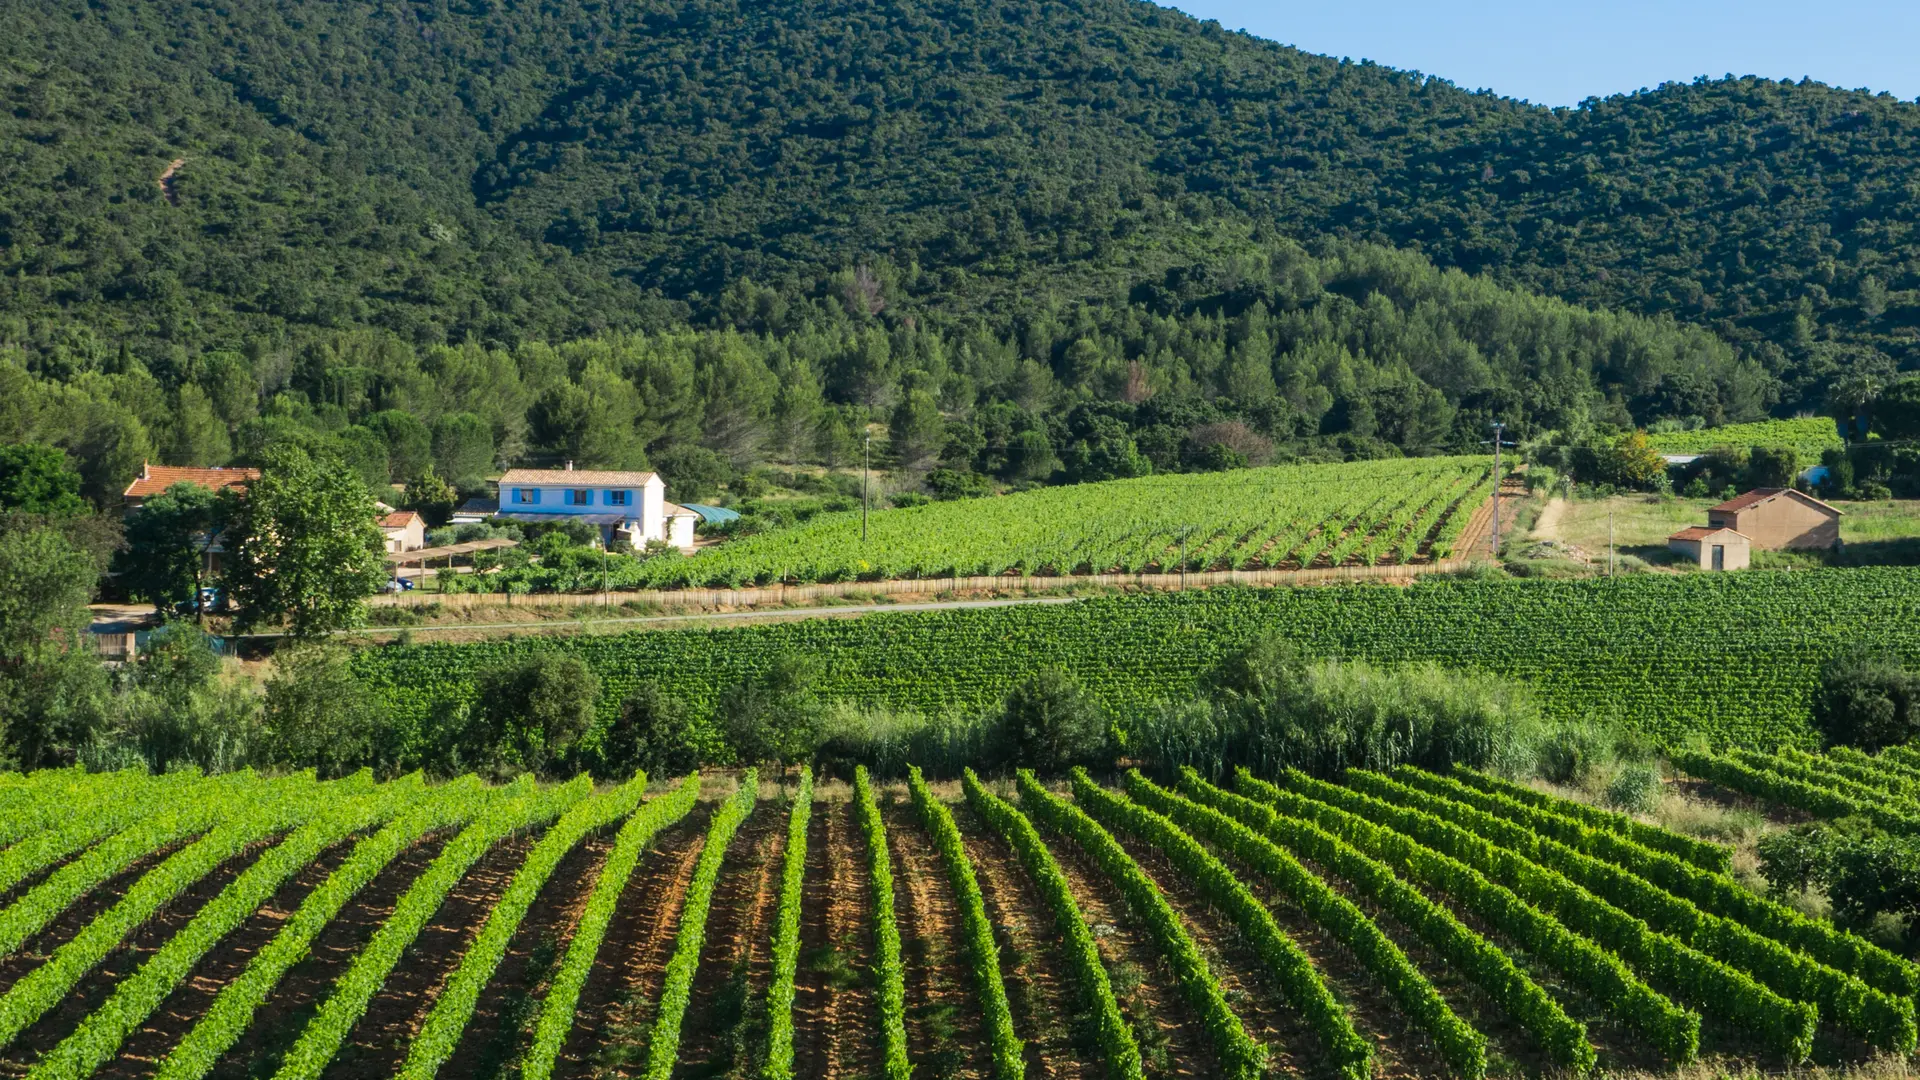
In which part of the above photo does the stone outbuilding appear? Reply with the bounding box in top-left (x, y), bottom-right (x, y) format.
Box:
top-left (1705, 488), bottom-right (1842, 550)
top-left (1668, 526), bottom-right (1752, 571)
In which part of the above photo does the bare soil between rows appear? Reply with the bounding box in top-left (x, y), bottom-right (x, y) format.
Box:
top-left (0, 839), bottom-right (282, 1077)
top-left (555, 803), bottom-right (711, 1079)
top-left (438, 829), bottom-right (617, 1078)
top-left (317, 830), bottom-right (540, 1079)
top-left (202, 830), bottom-right (452, 1080)
top-left (98, 833), bottom-right (363, 1079)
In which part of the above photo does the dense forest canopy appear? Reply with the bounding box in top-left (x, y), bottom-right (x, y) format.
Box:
top-left (1, 0), bottom-right (1915, 493)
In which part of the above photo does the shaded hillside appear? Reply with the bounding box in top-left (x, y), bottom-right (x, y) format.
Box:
top-left (2, 0), bottom-right (1916, 416)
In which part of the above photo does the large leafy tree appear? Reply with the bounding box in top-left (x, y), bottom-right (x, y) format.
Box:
top-left (468, 653), bottom-right (601, 774)
top-left (226, 444), bottom-right (388, 637)
top-left (0, 443), bottom-right (86, 515)
top-left (261, 643), bottom-right (381, 778)
top-left (0, 528), bottom-right (107, 766)
top-left (119, 481), bottom-right (227, 615)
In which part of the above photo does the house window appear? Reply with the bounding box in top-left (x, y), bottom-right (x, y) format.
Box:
top-left (514, 488), bottom-right (540, 505)
top-left (607, 490), bottom-right (630, 506)
top-left (567, 489), bottom-right (593, 506)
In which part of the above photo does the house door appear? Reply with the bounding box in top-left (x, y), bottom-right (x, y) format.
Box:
top-left (1711, 545), bottom-right (1725, 570)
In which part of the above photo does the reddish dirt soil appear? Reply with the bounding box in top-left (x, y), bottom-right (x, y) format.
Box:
top-left (156, 158), bottom-right (185, 203)
top-left (1265, 837), bottom-right (1565, 1076)
top-left (1101, 827), bottom-right (1336, 1079)
top-left (0, 845), bottom-right (185, 998)
top-left (669, 795), bottom-right (784, 1079)
top-left (790, 798), bottom-right (879, 1080)
top-left (1039, 828), bottom-right (1216, 1079)
top-left (201, 831), bottom-right (452, 1080)
top-left (1430, 885), bottom-right (1675, 1075)
top-left (953, 805), bottom-right (1095, 1080)
top-left (0, 845), bottom-right (100, 912)
top-left (316, 832), bottom-right (539, 1079)
top-left (96, 834), bottom-right (362, 1079)
top-left (881, 799), bottom-right (987, 1080)
top-left (436, 830), bottom-right (616, 1078)
top-left (0, 839), bottom-right (279, 1076)
top-left (555, 804), bottom-right (711, 1079)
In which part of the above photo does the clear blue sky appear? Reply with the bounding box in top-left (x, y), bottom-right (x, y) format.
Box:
top-left (1163, 1), bottom-right (1920, 107)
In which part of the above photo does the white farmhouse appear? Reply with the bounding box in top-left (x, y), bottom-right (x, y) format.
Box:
top-left (495, 466), bottom-right (698, 548)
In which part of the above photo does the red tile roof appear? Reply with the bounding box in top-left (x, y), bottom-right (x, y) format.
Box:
top-left (378, 510), bottom-right (420, 529)
top-left (123, 463), bottom-right (260, 500)
top-left (1709, 488), bottom-right (1785, 513)
top-left (1669, 526), bottom-right (1748, 542)
top-left (1708, 487), bottom-right (1843, 517)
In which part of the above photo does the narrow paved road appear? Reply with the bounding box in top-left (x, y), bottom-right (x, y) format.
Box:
top-left (243, 595), bottom-right (1083, 639)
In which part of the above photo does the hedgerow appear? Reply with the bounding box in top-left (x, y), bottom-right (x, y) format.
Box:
top-left (907, 767), bottom-right (1022, 1080)
top-left (962, 769), bottom-right (1142, 1080)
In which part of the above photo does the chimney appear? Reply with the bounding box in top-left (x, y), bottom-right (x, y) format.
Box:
top-left (565, 460), bottom-right (574, 471)
top-left (141, 461), bottom-right (150, 480)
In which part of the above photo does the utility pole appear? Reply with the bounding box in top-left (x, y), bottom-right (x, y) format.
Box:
top-left (1609, 505), bottom-right (1616, 576)
top-left (1489, 421), bottom-right (1506, 559)
top-left (862, 433), bottom-right (871, 544)
top-left (1177, 526), bottom-right (1193, 590)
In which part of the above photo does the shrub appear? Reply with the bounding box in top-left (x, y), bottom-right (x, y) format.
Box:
top-left (1604, 761), bottom-right (1662, 815)
top-left (1538, 723), bottom-right (1615, 786)
top-left (470, 653), bottom-right (600, 773)
top-left (718, 652), bottom-right (824, 768)
top-left (999, 667), bottom-right (1108, 772)
top-left (1759, 820), bottom-right (1920, 933)
top-left (1813, 650), bottom-right (1919, 751)
top-left (600, 682), bottom-right (699, 779)
top-left (262, 644), bottom-right (379, 778)
top-left (1166, 636), bottom-right (1543, 779)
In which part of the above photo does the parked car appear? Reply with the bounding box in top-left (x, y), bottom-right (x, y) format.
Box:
top-left (172, 587), bottom-right (227, 616)
top-left (381, 576), bottom-right (416, 593)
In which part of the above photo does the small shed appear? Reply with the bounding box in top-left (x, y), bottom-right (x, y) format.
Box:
top-left (1668, 526), bottom-right (1751, 571)
top-left (378, 508), bottom-right (426, 553)
top-left (1706, 489), bottom-right (1842, 550)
